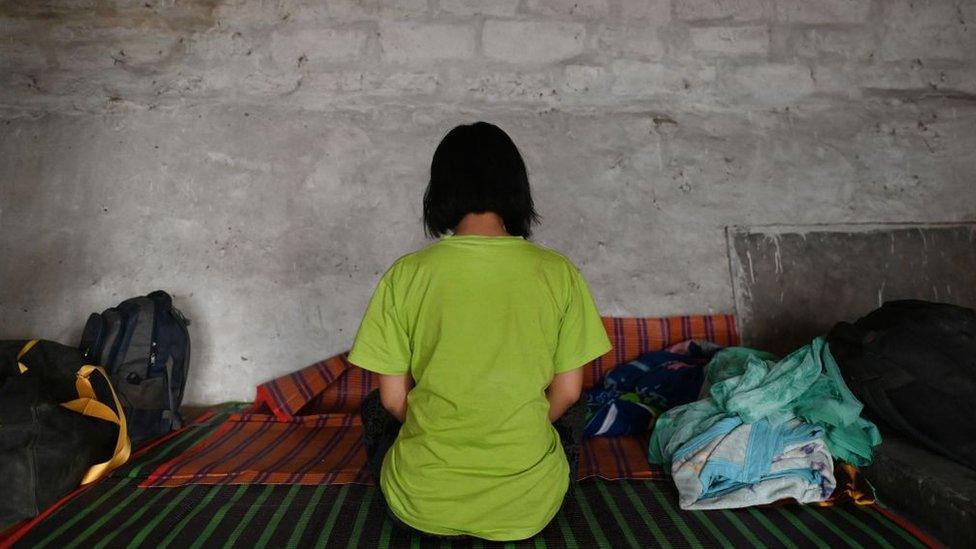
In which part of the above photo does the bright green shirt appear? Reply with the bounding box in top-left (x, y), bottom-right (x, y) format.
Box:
top-left (348, 234), bottom-right (611, 541)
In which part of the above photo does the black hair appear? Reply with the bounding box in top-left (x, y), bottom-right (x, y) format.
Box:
top-left (422, 121), bottom-right (540, 238)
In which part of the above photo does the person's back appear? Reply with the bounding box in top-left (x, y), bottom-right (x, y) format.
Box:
top-left (348, 122), bottom-right (610, 540)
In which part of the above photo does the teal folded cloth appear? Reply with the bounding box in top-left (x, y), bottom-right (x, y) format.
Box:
top-left (649, 337), bottom-right (881, 467)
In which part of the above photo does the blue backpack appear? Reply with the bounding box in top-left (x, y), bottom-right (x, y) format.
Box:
top-left (79, 290), bottom-right (190, 446)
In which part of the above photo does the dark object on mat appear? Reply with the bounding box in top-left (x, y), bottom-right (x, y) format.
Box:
top-left (828, 300), bottom-right (976, 470)
top-left (80, 290), bottom-right (190, 446)
top-left (0, 340), bottom-right (121, 529)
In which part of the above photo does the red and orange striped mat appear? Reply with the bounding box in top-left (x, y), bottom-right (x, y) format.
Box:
top-left (142, 314), bottom-right (738, 488)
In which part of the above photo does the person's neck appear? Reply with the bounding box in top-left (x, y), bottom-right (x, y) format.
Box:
top-left (453, 212), bottom-right (511, 236)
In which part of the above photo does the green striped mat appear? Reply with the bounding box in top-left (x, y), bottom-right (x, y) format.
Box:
top-left (11, 406), bottom-right (932, 548)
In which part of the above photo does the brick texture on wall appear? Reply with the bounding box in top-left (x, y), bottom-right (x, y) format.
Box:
top-left (1, 0), bottom-right (974, 403)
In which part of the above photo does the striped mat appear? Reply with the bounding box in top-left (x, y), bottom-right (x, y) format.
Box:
top-left (2, 406), bottom-right (938, 548)
top-left (140, 413), bottom-right (661, 487)
top-left (142, 315), bottom-right (735, 488)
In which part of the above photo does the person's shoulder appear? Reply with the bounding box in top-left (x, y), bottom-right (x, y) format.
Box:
top-left (522, 239), bottom-right (581, 275)
top-left (381, 241), bottom-right (440, 279)
top-left (396, 239), bottom-right (445, 264)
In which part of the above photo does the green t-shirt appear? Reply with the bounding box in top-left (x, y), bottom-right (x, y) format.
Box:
top-left (348, 234), bottom-right (612, 541)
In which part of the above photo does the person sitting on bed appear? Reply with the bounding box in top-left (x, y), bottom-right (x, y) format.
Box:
top-left (348, 121), bottom-right (611, 541)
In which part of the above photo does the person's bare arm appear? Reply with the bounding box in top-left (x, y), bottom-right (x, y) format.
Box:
top-left (547, 368), bottom-right (584, 422)
top-left (379, 373), bottom-right (413, 423)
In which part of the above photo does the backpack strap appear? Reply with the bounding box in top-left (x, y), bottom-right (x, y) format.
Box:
top-left (17, 339), bottom-right (39, 373)
top-left (61, 364), bottom-right (132, 484)
top-left (17, 339), bottom-right (132, 483)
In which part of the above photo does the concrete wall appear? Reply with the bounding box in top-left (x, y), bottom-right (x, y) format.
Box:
top-left (1, 0), bottom-right (974, 404)
top-left (729, 223), bottom-right (976, 354)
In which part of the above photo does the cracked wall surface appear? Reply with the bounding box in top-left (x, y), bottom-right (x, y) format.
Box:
top-left (1, 0), bottom-right (975, 403)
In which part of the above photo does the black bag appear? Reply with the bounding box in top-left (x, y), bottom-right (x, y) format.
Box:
top-left (827, 300), bottom-right (976, 470)
top-left (80, 290), bottom-right (190, 446)
top-left (0, 340), bottom-right (130, 528)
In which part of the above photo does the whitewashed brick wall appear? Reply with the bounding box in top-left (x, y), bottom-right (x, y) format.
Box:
top-left (1, 0), bottom-right (974, 403)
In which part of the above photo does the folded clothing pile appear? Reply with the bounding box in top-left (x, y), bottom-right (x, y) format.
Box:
top-left (670, 418), bottom-right (835, 510)
top-left (649, 337), bottom-right (881, 510)
top-left (583, 340), bottom-right (722, 438)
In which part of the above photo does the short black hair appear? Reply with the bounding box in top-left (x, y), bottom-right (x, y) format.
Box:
top-left (422, 121), bottom-right (540, 238)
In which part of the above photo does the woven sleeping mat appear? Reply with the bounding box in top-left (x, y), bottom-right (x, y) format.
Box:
top-left (2, 406), bottom-right (939, 549)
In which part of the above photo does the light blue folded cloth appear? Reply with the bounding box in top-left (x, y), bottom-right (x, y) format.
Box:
top-left (670, 418), bottom-right (836, 510)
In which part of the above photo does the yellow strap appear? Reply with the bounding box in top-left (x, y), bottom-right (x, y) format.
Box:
top-left (17, 339), bottom-right (39, 374)
top-left (15, 340), bottom-right (131, 483)
top-left (62, 398), bottom-right (121, 424)
top-left (816, 462), bottom-right (875, 507)
top-left (17, 339), bottom-right (39, 359)
top-left (60, 365), bottom-right (132, 484)
top-left (75, 371), bottom-right (97, 400)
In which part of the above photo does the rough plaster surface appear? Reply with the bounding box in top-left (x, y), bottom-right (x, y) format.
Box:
top-left (729, 224), bottom-right (976, 354)
top-left (1, 0), bottom-right (975, 404)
